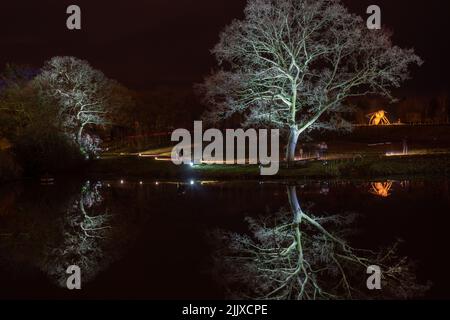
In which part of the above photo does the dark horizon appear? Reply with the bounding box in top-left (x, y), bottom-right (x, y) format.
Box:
top-left (0, 0), bottom-right (449, 94)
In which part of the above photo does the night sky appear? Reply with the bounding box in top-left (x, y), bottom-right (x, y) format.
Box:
top-left (0, 0), bottom-right (449, 93)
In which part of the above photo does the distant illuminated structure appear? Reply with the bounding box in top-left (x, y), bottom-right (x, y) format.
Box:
top-left (370, 182), bottom-right (393, 198)
top-left (367, 110), bottom-right (391, 126)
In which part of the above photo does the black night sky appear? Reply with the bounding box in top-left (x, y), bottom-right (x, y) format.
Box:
top-left (0, 0), bottom-right (449, 92)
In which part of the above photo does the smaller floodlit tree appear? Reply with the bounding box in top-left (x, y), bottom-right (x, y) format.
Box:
top-left (36, 57), bottom-right (117, 155)
top-left (0, 64), bottom-right (43, 139)
top-left (200, 0), bottom-right (422, 163)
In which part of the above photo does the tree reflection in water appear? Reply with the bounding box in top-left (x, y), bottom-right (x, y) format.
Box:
top-left (213, 185), bottom-right (429, 300)
top-left (39, 181), bottom-right (116, 287)
top-left (0, 181), bottom-right (138, 289)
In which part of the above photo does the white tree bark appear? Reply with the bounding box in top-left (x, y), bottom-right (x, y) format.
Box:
top-left (286, 127), bottom-right (300, 164)
top-left (35, 56), bottom-right (114, 152)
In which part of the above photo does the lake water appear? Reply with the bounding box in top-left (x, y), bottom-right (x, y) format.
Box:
top-left (0, 178), bottom-right (449, 299)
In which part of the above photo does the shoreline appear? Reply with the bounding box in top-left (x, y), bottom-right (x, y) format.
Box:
top-left (2, 153), bottom-right (450, 185)
top-left (85, 153), bottom-right (450, 181)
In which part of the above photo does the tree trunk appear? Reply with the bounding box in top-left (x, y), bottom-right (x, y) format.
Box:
top-left (77, 126), bottom-right (84, 146)
top-left (286, 127), bottom-right (300, 165)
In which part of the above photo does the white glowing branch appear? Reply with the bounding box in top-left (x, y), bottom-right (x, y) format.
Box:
top-left (35, 56), bottom-right (117, 151)
top-left (200, 0), bottom-right (422, 162)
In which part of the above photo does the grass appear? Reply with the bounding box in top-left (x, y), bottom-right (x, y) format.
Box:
top-left (86, 153), bottom-right (450, 181)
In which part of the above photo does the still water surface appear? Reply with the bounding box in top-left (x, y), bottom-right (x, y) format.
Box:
top-left (0, 178), bottom-right (449, 299)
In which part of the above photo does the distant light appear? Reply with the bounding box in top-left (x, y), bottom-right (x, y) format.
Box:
top-left (155, 181), bottom-right (159, 186)
top-left (367, 110), bottom-right (391, 126)
top-left (189, 162), bottom-right (195, 167)
top-left (120, 180), bottom-right (124, 184)
top-left (155, 157), bottom-right (159, 160)
top-left (138, 153), bottom-right (142, 157)
top-left (139, 181), bottom-right (143, 185)
top-left (385, 152), bottom-right (407, 157)
top-left (107, 184), bottom-right (111, 188)
top-left (370, 182), bottom-right (393, 198)
top-left (190, 180), bottom-right (195, 185)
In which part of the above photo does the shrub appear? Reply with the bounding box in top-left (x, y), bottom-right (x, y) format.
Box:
top-left (13, 129), bottom-right (84, 176)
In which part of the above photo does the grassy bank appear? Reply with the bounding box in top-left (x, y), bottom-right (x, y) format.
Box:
top-left (86, 153), bottom-right (450, 181)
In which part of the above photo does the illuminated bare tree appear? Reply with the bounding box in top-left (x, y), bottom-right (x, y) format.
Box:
top-left (213, 186), bottom-right (429, 300)
top-left (200, 0), bottom-right (422, 163)
top-left (35, 57), bottom-right (117, 155)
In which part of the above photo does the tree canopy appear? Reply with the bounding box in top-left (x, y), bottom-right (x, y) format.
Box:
top-left (200, 0), bottom-right (422, 161)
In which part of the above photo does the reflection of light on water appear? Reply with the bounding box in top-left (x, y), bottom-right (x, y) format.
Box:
top-left (370, 181), bottom-right (393, 198)
top-left (213, 185), bottom-right (429, 300)
top-left (150, 180), bottom-right (219, 186)
top-left (169, 159), bottom-right (282, 165)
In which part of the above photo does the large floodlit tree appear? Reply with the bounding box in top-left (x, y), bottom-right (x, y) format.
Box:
top-left (36, 57), bottom-right (117, 155)
top-left (200, 0), bottom-right (422, 163)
